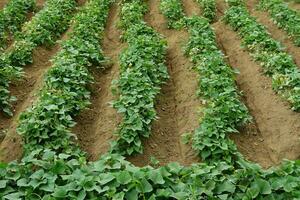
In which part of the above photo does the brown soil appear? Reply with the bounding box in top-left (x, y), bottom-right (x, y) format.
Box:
top-left (128, 0), bottom-right (200, 167)
top-left (182, 0), bottom-right (202, 16)
top-left (72, 2), bottom-right (123, 161)
top-left (0, 1), bottom-right (87, 162)
top-left (287, 1), bottom-right (300, 10)
top-left (0, 0), bottom-right (9, 9)
top-left (246, 0), bottom-right (300, 67)
top-left (214, 21), bottom-right (300, 168)
top-left (36, 0), bottom-right (46, 8)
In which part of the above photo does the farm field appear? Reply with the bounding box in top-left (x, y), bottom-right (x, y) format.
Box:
top-left (0, 0), bottom-right (300, 199)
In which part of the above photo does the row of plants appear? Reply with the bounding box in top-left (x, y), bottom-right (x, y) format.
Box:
top-left (0, 0), bottom-right (77, 116)
top-left (110, 0), bottom-right (169, 155)
top-left (17, 0), bottom-right (112, 156)
top-left (159, 0), bottom-right (185, 29)
top-left (259, 0), bottom-right (300, 46)
top-left (0, 0), bottom-right (115, 198)
top-left (159, 2), bottom-right (300, 198)
top-left (0, 0), bottom-right (36, 51)
top-left (0, 0), bottom-right (300, 199)
top-left (223, 5), bottom-right (300, 111)
top-left (2, 149), bottom-right (300, 199)
top-left (195, 0), bottom-right (216, 22)
top-left (184, 16), bottom-right (251, 165)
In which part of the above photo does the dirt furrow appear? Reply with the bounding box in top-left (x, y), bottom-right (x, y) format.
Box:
top-left (0, 1), bottom-right (87, 162)
top-left (182, 0), bottom-right (201, 16)
top-left (287, 1), bottom-right (300, 10)
top-left (0, 0), bottom-right (9, 9)
top-left (72, 2), bottom-right (123, 161)
top-left (245, 0), bottom-right (300, 67)
top-left (214, 21), bottom-right (300, 168)
top-left (128, 0), bottom-right (200, 167)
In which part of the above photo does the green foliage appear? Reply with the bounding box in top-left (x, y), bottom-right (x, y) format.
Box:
top-left (0, 0), bottom-right (77, 116)
top-left (111, 0), bottom-right (169, 155)
top-left (1, 0), bottom-right (300, 199)
top-left (1, 151), bottom-right (300, 199)
top-left (224, 5), bottom-right (300, 111)
top-left (259, 0), bottom-right (300, 46)
top-left (184, 16), bottom-right (251, 164)
top-left (225, 0), bottom-right (245, 6)
top-left (17, 0), bottom-right (112, 155)
top-left (159, 0), bottom-right (185, 29)
top-left (0, 0), bottom-right (35, 50)
top-left (196, 0), bottom-right (216, 22)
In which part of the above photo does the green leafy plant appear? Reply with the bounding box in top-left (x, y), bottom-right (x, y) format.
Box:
top-left (0, 0), bottom-right (77, 116)
top-left (224, 5), bottom-right (300, 111)
top-left (159, 0), bottom-right (185, 29)
top-left (184, 16), bottom-right (251, 164)
top-left (1, 1), bottom-right (300, 199)
top-left (195, 0), bottom-right (216, 22)
top-left (110, 0), bottom-right (169, 155)
top-left (0, 0), bottom-right (36, 51)
top-left (259, 0), bottom-right (300, 46)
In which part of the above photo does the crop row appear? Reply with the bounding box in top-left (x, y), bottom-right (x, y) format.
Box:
top-left (18, 0), bottom-right (112, 156)
top-left (184, 16), bottom-right (251, 165)
top-left (159, 0), bottom-right (185, 29)
top-left (195, 0), bottom-right (216, 22)
top-left (1, 0), bottom-right (114, 198)
top-left (0, 0), bottom-right (300, 199)
top-left (224, 5), bottom-right (300, 111)
top-left (0, 0), bottom-right (35, 50)
top-left (259, 0), bottom-right (300, 46)
top-left (0, 0), bottom-right (77, 116)
top-left (110, 0), bottom-right (169, 155)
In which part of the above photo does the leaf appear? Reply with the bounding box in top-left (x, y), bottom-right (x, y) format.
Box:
top-left (116, 171), bottom-right (132, 185)
top-left (98, 174), bottom-right (115, 185)
top-left (216, 181), bottom-right (236, 194)
top-left (4, 192), bottom-right (23, 200)
top-left (256, 179), bottom-right (272, 195)
top-left (137, 178), bottom-right (153, 193)
top-left (0, 180), bottom-right (8, 189)
top-left (52, 187), bottom-right (67, 198)
top-left (125, 189), bottom-right (138, 200)
top-left (148, 170), bottom-right (165, 185)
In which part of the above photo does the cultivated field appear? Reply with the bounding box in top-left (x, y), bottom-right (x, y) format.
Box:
top-left (0, 0), bottom-right (300, 199)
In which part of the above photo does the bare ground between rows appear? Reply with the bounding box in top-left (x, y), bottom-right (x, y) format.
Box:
top-left (214, 21), bottom-right (300, 168)
top-left (246, 0), bottom-right (300, 68)
top-left (287, 1), bottom-right (300, 10)
top-left (182, 0), bottom-right (202, 17)
top-left (127, 0), bottom-right (200, 167)
top-left (0, 0), bottom-right (88, 163)
top-left (72, 2), bottom-right (123, 161)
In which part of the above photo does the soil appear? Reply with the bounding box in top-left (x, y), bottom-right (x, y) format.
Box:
top-left (182, 0), bottom-right (202, 16)
top-left (214, 21), bottom-right (300, 168)
top-left (0, 0), bottom-right (87, 162)
top-left (128, 0), bottom-right (200, 167)
top-left (287, 1), bottom-right (300, 10)
top-left (0, 0), bottom-right (9, 9)
top-left (72, 2), bottom-right (123, 161)
top-left (246, 0), bottom-right (300, 67)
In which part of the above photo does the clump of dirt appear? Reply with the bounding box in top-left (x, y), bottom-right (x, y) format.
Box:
top-left (246, 0), bottom-right (300, 68)
top-left (214, 21), bottom-right (300, 168)
top-left (127, 0), bottom-right (200, 167)
top-left (73, 2), bottom-right (123, 161)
